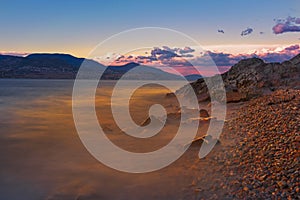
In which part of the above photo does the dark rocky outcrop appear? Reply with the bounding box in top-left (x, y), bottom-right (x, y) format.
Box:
top-left (176, 54), bottom-right (300, 102)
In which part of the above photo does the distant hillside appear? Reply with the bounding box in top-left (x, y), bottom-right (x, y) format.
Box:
top-left (184, 74), bottom-right (203, 81)
top-left (176, 54), bottom-right (300, 102)
top-left (0, 54), bottom-right (181, 80)
top-left (0, 54), bottom-right (87, 79)
top-left (104, 62), bottom-right (182, 80)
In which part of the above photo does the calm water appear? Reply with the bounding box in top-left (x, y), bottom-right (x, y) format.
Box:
top-left (0, 79), bottom-right (200, 200)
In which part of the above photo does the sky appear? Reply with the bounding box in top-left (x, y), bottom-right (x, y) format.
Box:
top-left (1, 0), bottom-right (300, 75)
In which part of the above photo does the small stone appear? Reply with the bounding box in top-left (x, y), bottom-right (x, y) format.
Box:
top-left (194, 188), bottom-right (202, 193)
top-left (277, 181), bottom-right (288, 189)
top-left (200, 109), bottom-right (209, 118)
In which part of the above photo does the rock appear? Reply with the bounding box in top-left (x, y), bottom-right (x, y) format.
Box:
top-left (219, 89), bottom-right (300, 199)
top-left (184, 135), bottom-right (220, 149)
top-left (199, 109), bottom-right (209, 118)
top-left (243, 186), bottom-right (249, 192)
top-left (277, 181), bottom-right (288, 189)
top-left (176, 55), bottom-right (300, 102)
top-left (165, 92), bottom-right (176, 98)
top-left (184, 136), bottom-right (205, 149)
top-left (140, 115), bottom-right (163, 127)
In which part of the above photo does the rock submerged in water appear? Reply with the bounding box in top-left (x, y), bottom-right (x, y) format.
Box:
top-left (199, 109), bottom-right (209, 118)
top-left (165, 92), bottom-right (176, 98)
top-left (184, 135), bottom-right (220, 149)
top-left (141, 115), bottom-right (163, 127)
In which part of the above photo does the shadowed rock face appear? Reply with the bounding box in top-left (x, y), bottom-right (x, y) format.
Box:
top-left (176, 54), bottom-right (300, 102)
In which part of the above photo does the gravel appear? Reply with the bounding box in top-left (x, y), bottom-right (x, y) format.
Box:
top-left (222, 89), bottom-right (300, 199)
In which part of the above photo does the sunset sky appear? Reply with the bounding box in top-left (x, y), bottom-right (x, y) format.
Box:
top-left (1, 0), bottom-right (300, 75)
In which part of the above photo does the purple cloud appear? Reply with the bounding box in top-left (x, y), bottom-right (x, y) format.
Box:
top-left (284, 44), bottom-right (299, 51)
top-left (196, 44), bottom-right (300, 67)
top-left (161, 46), bottom-right (195, 55)
top-left (273, 16), bottom-right (300, 34)
top-left (207, 51), bottom-right (243, 66)
top-left (241, 28), bottom-right (253, 36)
top-left (151, 47), bottom-right (178, 60)
top-left (111, 44), bottom-right (300, 75)
top-left (181, 54), bottom-right (194, 58)
top-left (178, 47), bottom-right (195, 54)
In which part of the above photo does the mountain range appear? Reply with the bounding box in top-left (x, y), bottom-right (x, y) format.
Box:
top-left (0, 53), bottom-right (198, 80)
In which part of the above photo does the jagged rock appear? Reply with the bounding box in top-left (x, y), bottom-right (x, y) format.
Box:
top-left (176, 55), bottom-right (300, 102)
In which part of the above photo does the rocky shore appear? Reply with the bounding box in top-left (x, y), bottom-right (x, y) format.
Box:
top-left (176, 54), bottom-right (300, 103)
top-left (220, 89), bottom-right (300, 199)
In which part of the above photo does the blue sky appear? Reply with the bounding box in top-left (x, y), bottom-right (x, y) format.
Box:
top-left (0, 0), bottom-right (300, 57)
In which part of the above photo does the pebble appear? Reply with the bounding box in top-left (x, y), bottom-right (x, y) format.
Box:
top-left (220, 89), bottom-right (300, 199)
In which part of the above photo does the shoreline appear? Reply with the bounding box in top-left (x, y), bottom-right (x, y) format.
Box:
top-left (0, 79), bottom-right (298, 199)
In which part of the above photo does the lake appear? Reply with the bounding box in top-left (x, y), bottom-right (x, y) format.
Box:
top-left (0, 79), bottom-right (206, 200)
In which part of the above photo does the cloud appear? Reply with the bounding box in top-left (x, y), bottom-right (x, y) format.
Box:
top-left (221, 44), bottom-right (300, 63)
top-left (119, 46), bottom-right (195, 64)
top-left (160, 46), bottom-right (195, 55)
top-left (112, 46), bottom-right (194, 65)
top-left (178, 47), bottom-right (195, 54)
top-left (0, 51), bottom-right (29, 57)
top-left (181, 54), bottom-right (194, 58)
top-left (151, 47), bottom-right (178, 60)
top-left (273, 16), bottom-right (300, 34)
top-left (284, 44), bottom-right (299, 51)
top-left (207, 51), bottom-right (246, 66)
top-left (136, 55), bottom-right (157, 62)
top-left (241, 28), bottom-right (253, 36)
top-left (218, 29), bottom-right (225, 34)
top-left (192, 44), bottom-right (300, 67)
top-left (106, 44), bottom-right (300, 76)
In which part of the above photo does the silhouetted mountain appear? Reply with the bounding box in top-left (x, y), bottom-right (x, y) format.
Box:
top-left (0, 53), bottom-right (89, 78)
top-left (26, 53), bottom-right (85, 67)
top-left (0, 54), bottom-right (181, 80)
top-left (103, 62), bottom-right (182, 80)
top-left (107, 62), bottom-right (140, 72)
top-left (184, 74), bottom-right (203, 81)
top-left (176, 54), bottom-right (300, 102)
